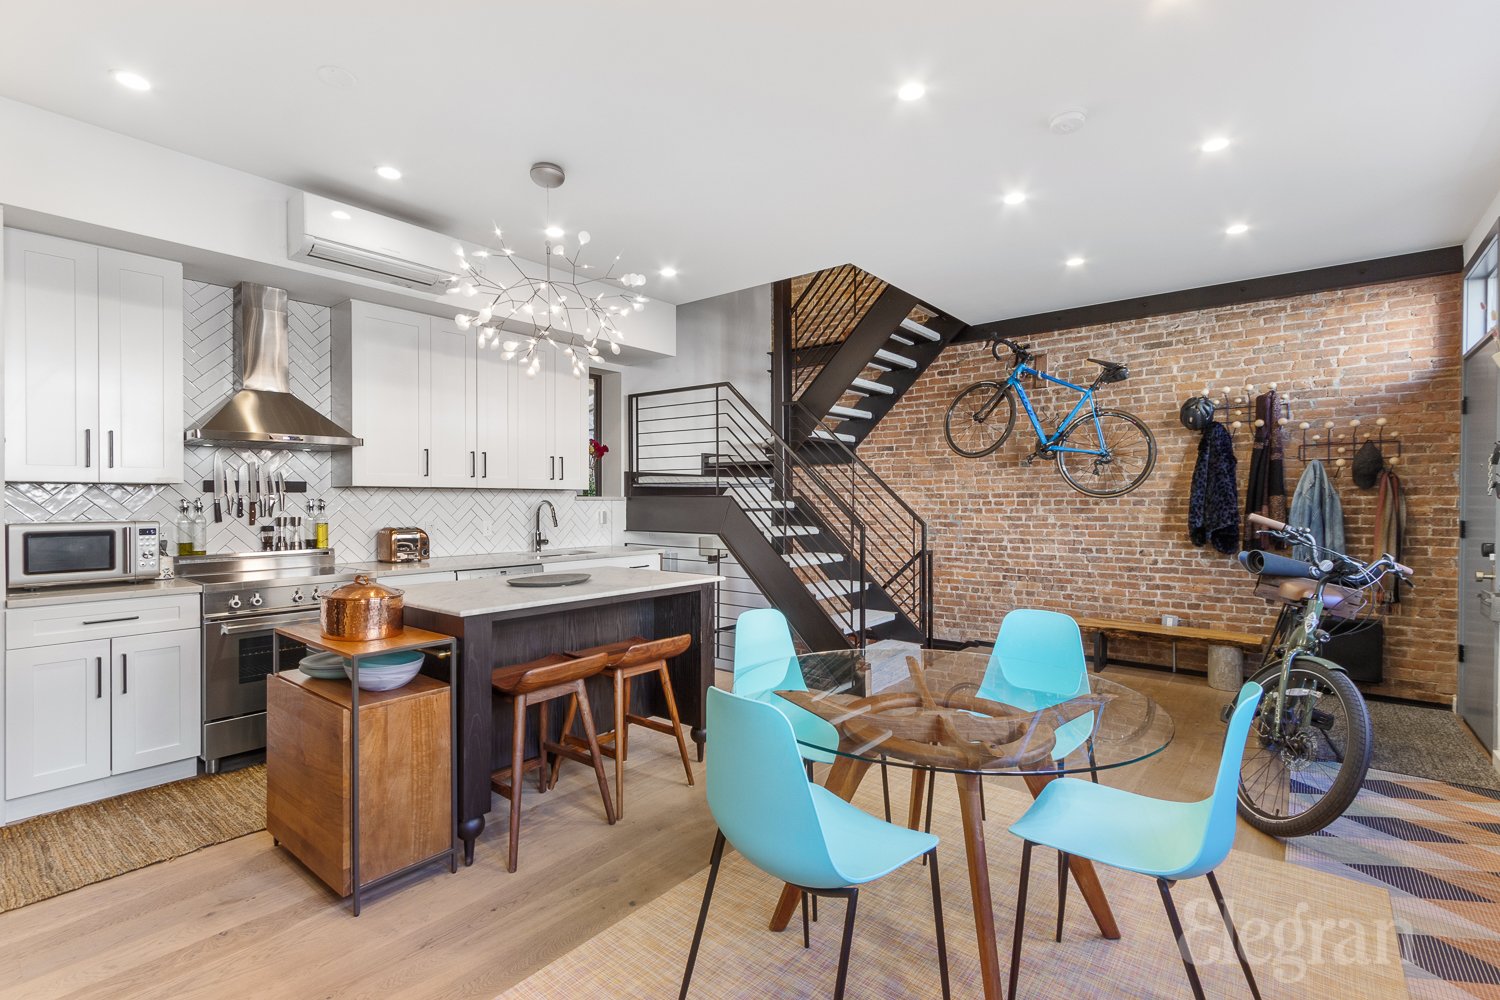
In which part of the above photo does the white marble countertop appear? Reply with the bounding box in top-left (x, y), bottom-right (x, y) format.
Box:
top-left (6, 577), bottom-right (204, 609)
top-left (339, 545), bottom-right (664, 578)
top-left (399, 566), bottom-right (722, 618)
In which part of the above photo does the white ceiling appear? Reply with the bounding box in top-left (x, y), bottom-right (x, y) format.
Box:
top-left (2, 1), bottom-right (1499, 323)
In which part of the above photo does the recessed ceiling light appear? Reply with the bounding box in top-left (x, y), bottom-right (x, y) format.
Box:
top-left (1065, 256), bottom-right (1086, 268)
top-left (375, 165), bottom-right (402, 180)
top-left (658, 267), bottom-right (678, 278)
top-left (1225, 223), bottom-right (1249, 236)
top-left (330, 210), bottom-right (351, 221)
top-left (544, 225), bottom-right (565, 239)
top-left (316, 65), bottom-right (358, 89)
top-left (1200, 136), bottom-right (1232, 153)
top-left (112, 70), bottom-right (152, 92)
top-left (897, 81), bottom-right (927, 102)
top-left (1001, 191), bottom-right (1028, 206)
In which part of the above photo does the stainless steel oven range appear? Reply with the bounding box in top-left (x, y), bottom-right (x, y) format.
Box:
top-left (176, 550), bottom-right (355, 771)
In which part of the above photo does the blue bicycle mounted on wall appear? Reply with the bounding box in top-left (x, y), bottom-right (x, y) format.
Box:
top-left (943, 336), bottom-right (1157, 497)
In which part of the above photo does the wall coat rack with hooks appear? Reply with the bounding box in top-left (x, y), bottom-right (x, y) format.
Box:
top-left (1293, 416), bottom-right (1402, 472)
top-left (1197, 381), bottom-right (1294, 431)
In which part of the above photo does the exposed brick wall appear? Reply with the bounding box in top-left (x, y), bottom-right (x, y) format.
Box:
top-left (860, 275), bottom-right (1462, 703)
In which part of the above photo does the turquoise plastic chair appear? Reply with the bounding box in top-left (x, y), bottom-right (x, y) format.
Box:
top-left (1006, 682), bottom-right (1265, 1000)
top-left (734, 609), bottom-right (896, 821)
top-left (680, 687), bottom-right (950, 1000)
top-left (981, 609), bottom-right (1096, 773)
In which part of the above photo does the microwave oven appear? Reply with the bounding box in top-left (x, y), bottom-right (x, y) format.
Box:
top-left (6, 521), bottom-right (161, 589)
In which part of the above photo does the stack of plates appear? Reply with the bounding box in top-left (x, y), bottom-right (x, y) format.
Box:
top-left (297, 649), bottom-right (426, 691)
top-left (342, 650), bottom-right (426, 691)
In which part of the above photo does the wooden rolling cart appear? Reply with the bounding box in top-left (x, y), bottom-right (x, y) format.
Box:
top-left (268, 622), bottom-right (459, 915)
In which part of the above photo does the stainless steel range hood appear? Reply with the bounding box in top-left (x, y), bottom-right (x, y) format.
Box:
top-left (185, 283), bottom-right (362, 450)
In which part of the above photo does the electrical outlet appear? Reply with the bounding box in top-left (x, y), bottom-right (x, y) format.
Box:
top-left (598, 507), bottom-right (610, 525)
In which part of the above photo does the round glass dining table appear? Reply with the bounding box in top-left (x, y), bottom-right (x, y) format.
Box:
top-left (761, 646), bottom-right (1175, 1000)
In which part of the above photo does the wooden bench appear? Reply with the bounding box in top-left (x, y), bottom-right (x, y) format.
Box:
top-left (1075, 616), bottom-right (1265, 674)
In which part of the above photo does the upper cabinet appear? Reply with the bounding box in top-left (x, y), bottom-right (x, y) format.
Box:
top-left (514, 349), bottom-right (588, 490)
top-left (4, 230), bottom-right (183, 484)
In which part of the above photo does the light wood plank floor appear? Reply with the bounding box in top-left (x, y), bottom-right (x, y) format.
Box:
top-left (0, 668), bottom-right (1294, 999)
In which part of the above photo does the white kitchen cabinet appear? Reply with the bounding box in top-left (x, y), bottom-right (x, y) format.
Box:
top-left (428, 316), bottom-right (478, 488)
top-left (109, 629), bottom-right (200, 774)
top-left (541, 553), bottom-right (661, 573)
top-left (476, 349), bottom-right (517, 487)
top-left (5, 638), bottom-right (113, 798)
top-left (336, 299), bottom-right (589, 491)
top-left (375, 571), bottom-right (457, 586)
top-left (514, 350), bottom-right (590, 490)
top-left (96, 248), bottom-right (184, 483)
top-left (3, 229), bottom-right (182, 484)
top-left (333, 301), bottom-right (429, 488)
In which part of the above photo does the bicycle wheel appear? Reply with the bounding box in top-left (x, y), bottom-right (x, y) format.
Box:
top-left (1237, 655), bottom-right (1372, 838)
top-left (1054, 408), bottom-right (1157, 497)
top-left (944, 381), bottom-right (1016, 458)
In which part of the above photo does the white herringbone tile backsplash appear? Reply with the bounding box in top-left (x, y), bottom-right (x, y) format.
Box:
top-left (5, 281), bottom-right (623, 560)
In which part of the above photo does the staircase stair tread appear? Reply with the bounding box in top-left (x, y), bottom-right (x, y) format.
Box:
top-left (832, 609), bottom-right (898, 633)
top-left (782, 552), bottom-right (844, 568)
top-left (806, 578), bottom-right (871, 600)
top-left (900, 317), bottom-right (942, 341)
top-left (889, 333), bottom-right (915, 346)
top-left (762, 525), bottom-right (819, 537)
top-left (828, 404), bottom-right (873, 420)
top-left (810, 428), bottom-right (857, 443)
top-left (850, 377), bottom-right (894, 395)
top-left (874, 349), bottom-right (918, 369)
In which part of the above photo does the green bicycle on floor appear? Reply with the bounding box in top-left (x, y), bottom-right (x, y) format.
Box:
top-left (943, 336), bottom-right (1157, 497)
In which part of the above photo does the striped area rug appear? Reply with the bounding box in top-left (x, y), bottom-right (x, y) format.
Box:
top-left (1287, 769), bottom-right (1500, 1000)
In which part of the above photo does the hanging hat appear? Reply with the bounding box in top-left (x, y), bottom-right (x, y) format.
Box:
top-left (1179, 396), bottom-right (1216, 431)
top-left (1352, 439), bottom-right (1384, 489)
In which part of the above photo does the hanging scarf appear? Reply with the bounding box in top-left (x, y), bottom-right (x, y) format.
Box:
top-left (1188, 422), bottom-right (1240, 554)
top-left (1373, 469), bottom-right (1406, 605)
top-left (1243, 389), bottom-right (1288, 550)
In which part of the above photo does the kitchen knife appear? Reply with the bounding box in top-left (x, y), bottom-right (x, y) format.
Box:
top-left (235, 464), bottom-right (245, 519)
top-left (248, 460), bottom-right (258, 525)
top-left (212, 455), bottom-right (223, 523)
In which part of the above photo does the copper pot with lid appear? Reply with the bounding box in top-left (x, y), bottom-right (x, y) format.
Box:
top-left (320, 574), bottom-right (405, 641)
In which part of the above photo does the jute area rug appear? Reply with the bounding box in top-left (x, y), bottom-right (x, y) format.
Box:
top-left (0, 765), bottom-right (265, 912)
top-left (503, 772), bottom-right (1409, 999)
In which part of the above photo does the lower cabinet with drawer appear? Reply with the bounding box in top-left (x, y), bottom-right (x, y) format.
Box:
top-left (4, 597), bottom-right (201, 820)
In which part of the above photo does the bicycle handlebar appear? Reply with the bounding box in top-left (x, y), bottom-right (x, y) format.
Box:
top-left (1246, 514), bottom-right (1414, 586)
top-left (1240, 549), bottom-right (1320, 580)
top-left (990, 335), bottom-right (1032, 365)
top-left (1247, 512), bottom-right (1287, 532)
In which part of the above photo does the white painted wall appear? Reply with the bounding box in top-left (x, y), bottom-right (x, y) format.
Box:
top-left (620, 283), bottom-right (771, 415)
top-left (0, 98), bottom-right (675, 359)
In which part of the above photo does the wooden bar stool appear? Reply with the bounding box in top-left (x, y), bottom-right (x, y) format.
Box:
top-left (555, 634), bottom-right (695, 819)
top-left (490, 651), bottom-right (615, 873)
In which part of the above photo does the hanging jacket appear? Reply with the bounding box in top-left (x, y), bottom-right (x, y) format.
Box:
top-left (1373, 469), bottom-right (1406, 605)
top-left (1189, 422), bottom-right (1240, 554)
top-left (1243, 389), bottom-right (1288, 550)
top-left (1287, 459), bottom-right (1346, 562)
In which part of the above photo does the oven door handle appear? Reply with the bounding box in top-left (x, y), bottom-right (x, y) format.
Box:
top-left (217, 613), bottom-right (320, 637)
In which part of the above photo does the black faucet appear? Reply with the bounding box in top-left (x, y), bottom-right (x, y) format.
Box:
top-left (533, 500), bottom-right (557, 552)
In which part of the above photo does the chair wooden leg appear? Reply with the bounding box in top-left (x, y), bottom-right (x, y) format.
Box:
top-left (1009, 840), bottom-right (1032, 1000)
top-left (657, 664), bottom-right (696, 787)
top-left (575, 680), bottom-right (618, 825)
top-left (928, 848), bottom-right (951, 1000)
top-left (536, 699), bottom-right (551, 794)
top-left (679, 830), bottom-right (725, 1000)
top-left (801, 892), bottom-right (810, 949)
top-left (613, 669), bottom-right (627, 819)
top-left (507, 696), bottom-right (526, 873)
top-left (1056, 851), bottom-right (1069, 941)
top-left (1157, 878), bottom-right (1207, 1000)
top-left (834, 889), bottom-right (859, 1000)
top-left (1207, 871), bottom-right (1262, 1000)
top-left (549, 694), bottom-right (579, 789)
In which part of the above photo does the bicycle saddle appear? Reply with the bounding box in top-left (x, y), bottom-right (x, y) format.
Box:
top-left (1087, 358), bottom-right (1129, 383)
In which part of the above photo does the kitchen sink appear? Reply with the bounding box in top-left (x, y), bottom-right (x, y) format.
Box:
top-left (537, 549), bottom-right (594, 559)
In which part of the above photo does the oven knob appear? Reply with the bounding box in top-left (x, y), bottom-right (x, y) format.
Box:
top-left (250, 593), bottom-right (263, 608)
top-left (291, 589), bottom-right (304, 603)
top-left (227, 595), bottom-right (242, 610)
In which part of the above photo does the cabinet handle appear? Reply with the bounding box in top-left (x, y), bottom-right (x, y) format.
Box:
top-left (423, 448), bottom-right (430, 477)
top-left (559, 456), bottom-right (564, 480)
top-left (482, 451), bottom-right (488, 479)
top-left (121, 653), bottom-right (128, 695)
top-left (96, 656), bottom-right (102, 699)
top-left (83, 614), bottom-right (140, 625)
top-left (108, 430), bottom-right (115, 469)
top-left (550, 456), bottom-right (555, 481)
top-left (84, 429), bottom-right (92, 468)
top-left (470, 450), bottom-right (476, 478)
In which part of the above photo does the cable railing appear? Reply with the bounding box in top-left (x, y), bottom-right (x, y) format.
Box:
top-left (627, 382), bottom-right (931, 645)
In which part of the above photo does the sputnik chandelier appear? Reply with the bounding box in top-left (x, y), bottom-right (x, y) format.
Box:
top-left (449, 161), bottom-right (648, 378)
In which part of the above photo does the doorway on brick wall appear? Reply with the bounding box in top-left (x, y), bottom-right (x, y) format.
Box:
top-left (1460, 338), bottom-right (1499, 751)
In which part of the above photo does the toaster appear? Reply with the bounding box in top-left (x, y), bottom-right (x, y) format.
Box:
top-left (376, 527), bottom-right (431, 563)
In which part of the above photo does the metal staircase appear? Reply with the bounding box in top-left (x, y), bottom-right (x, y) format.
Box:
top-left (773, 264), bottom-right (968, 457)
top-left (625, 382), bottom-right (931, 650)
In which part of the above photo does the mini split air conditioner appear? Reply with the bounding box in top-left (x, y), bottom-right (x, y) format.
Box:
top-left (287, 191), bottom-right (463, 292)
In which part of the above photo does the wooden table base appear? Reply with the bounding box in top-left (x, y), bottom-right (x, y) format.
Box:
top-left (769, 761), bottom-right (1121, 1000)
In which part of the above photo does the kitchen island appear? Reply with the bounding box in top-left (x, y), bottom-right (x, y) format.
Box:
top-left (400, 566), bottom-right (722, 863)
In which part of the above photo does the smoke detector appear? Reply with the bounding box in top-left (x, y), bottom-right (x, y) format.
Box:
top-left (1049, 109), bottom-right (1088, 135)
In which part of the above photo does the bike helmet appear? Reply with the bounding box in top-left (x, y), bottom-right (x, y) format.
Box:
top-left (1179, 395), bottom-right (1216, 431)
